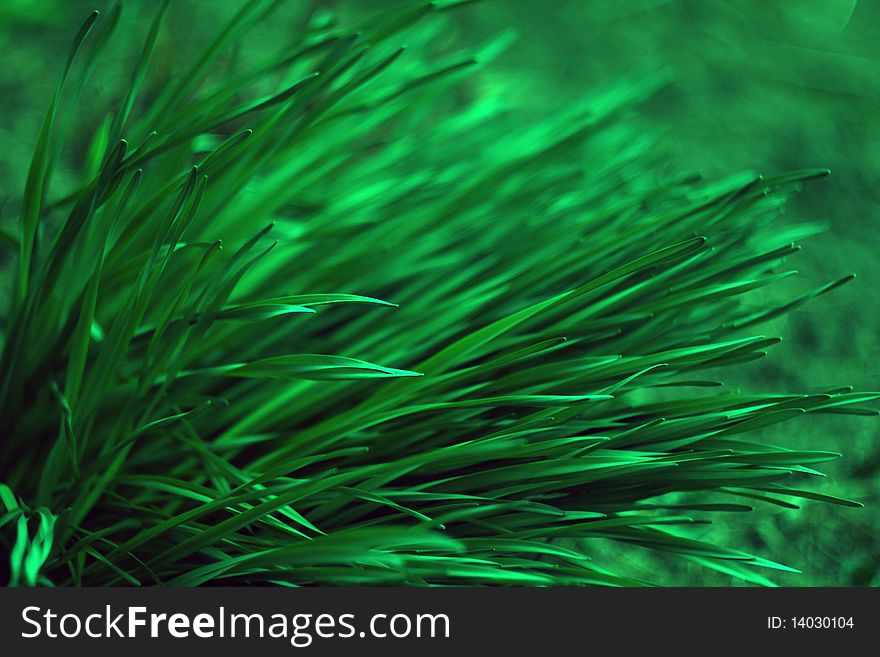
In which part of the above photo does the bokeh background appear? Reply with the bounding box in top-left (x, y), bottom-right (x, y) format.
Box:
top-left (1, 0), bottom-right (877, 585)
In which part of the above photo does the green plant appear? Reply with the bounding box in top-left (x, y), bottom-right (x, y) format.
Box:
top-left (0, 0), bottom-right (875, 587)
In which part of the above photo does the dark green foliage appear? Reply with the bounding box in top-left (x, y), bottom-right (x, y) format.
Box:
top-left (0, 1), bottom-right (874, 587)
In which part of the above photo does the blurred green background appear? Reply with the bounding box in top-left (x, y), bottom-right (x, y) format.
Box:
top-left (0, 0), bottom-right (877, 585)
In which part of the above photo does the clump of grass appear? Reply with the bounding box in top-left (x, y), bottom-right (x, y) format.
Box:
top-left (0, 1), bottom-right (875, 587)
